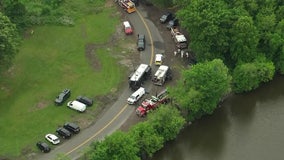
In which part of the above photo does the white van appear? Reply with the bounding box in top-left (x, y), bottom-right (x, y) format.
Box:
top-left (127, 87), bottom-right (146, 104)
top-left (67, 100), bottom-right (86, 112)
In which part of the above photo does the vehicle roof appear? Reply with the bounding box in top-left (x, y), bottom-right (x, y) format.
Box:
top-left (131, 87), bottom-right (145, 96)
top-left (155, 54), bottom-right (163, 61)
top-left (138, 34), bottom-right (145, 39)
top-left (123, 21), bottom-right (131, 28)
top-left (154, 65), bottom-right (169, 78)
top-left (175, 35), bottom-right (187, 42)
top-left (130, 64), bottom-right (150, 81)
top-left (46, 134), bottom-right (58, 139)
top-left (65, 122), bottom-right (79, 128)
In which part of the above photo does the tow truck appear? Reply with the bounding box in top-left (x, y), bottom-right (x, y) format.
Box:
top-left (136, 89), bottom-right (170, 117)
top-left (117, 0), bottom-right (136, 13)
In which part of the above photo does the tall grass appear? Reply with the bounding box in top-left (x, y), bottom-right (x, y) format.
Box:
top-left (0, 1), bottom-right (125, 157)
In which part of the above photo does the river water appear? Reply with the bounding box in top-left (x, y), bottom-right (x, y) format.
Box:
top-left (153, 76), bottom-right (284, 160)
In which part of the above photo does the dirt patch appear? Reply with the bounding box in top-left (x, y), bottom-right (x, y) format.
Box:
top-left (85, 43), bottom-right (101, 70)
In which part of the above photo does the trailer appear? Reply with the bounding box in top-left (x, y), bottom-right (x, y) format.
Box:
top-left (129, 64), bottom-right (151, 90)
top-left (170, 27), bottom-right (188, 49)
top-left (152, 65), bottom-right (172, 86)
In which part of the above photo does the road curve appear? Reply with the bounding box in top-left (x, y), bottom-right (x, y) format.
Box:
top-left (35, 4), bottom-right (164, 160)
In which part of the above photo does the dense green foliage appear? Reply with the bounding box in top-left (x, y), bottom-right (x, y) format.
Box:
top-left (0, 0), bottom-right (106, 30)
top-left (87, 106), bottom-right (185, 159)
top-left (89, 131), bottom-right (140, 160)
top-left (147, 106), bottom-right (186, 141)
top-left (0, 12), bottom-right (19, 72)
top-left (170, 59), bottom-right (231, 121)
top-left (232, 59), bottom-right (275, 93)
top-left (129, 122), bottom-right (164, 158)
top-left (175, 0), bottom-right (284, 72)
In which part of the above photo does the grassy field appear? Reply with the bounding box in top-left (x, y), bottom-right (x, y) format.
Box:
top-left (0, 2), bottom-right (126, 157)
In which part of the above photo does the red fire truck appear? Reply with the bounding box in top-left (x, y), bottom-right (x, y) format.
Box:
top-left (136, 89), bottom-right (170, 117)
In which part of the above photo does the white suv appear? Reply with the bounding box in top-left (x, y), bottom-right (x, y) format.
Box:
top-left (67, 100), bottom-right (86, 112)
top-left (45, 134), bottom-right (60, 145)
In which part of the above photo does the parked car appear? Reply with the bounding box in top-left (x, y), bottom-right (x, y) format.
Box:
top-left (36, 141), bottom-right (51, 153)
top-left (155, 53), bottom-right (164, 65)
top-left (166, 18), bottom-right (179, 29)
top-left (127, 87), bottom-right (146, 104)
top-left (67, 100), bottom-right (86, 112)
top-left (160, 12), bottom-right (173, 23)
top-left (137, 34), bottom-right (145, 51)
top-left (123, 21), bottom-right (133, 35)
top-left (54, 89), bottom-right (71, 106)
top-left (76, 96), bottom-right (93, 106)
top-left (45, 134), bottom-right (60, 145)
top-left (63, 122), bottom-right (80, 134)
top-left (56, 127), bottom-right (71, 139)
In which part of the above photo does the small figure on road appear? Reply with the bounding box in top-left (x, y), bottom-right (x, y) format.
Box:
top-left (174, 51), bottom-right (177, 56)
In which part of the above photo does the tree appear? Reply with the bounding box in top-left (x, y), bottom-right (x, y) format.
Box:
top-left (88, 131), bottom-right (140, 160)
top-left (129, 122), bottom-right (164, 158)
top-left (270, 19), bottom-right (284, 74)
top-left (170, 59), bottom-right (231, 121)
top-left (0, 12), bottom-right (19, 72)
top-left (230, 15), bottom-right (259, 63)
top-left (232, 59), bottom-right (275, 93)
top-left (176, 0), bottom-right (232, 62)
top-left (147, 106), bottom-right (185, 141)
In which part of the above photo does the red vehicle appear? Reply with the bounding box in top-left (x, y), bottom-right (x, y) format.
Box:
top-left (136, 89), bottom-right (170, 117)
top-left (123, 21), bottom-right (133, 35)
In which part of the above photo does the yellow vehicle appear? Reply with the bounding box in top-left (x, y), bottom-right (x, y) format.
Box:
top-left (118, 0), bottom-right (136, 13)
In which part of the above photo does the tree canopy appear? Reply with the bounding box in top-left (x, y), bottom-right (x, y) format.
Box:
top-left (0, 12), bottom-right (19, 71)
top-left (175, 0), bottom-right (284, 73)
top-left (170, 59), bottom-right (231, 121)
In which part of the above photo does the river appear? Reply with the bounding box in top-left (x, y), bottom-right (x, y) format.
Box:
top-left (153, 76), bottom-right (284, 160)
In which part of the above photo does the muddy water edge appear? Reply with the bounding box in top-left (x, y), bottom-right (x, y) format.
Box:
top-left (153, 75), bottom-right (284, 160)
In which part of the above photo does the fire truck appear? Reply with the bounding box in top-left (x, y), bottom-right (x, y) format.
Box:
top-left (170, 27), bottom-right (188, 49)
top-left (136, 89), bottom-right (170, 117)
top-left (129, 64), bottom-right (151, 90)
top-left (117, 0), bottom-right (136, 13)
top-left (152, 65), bottom-right (172, 86)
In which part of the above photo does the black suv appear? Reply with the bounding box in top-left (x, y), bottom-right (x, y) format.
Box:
top-left (160, 12), bottom-right (173, 23)
top-left (76, 96), bottom-right (93, 106)
top-left (166, 18), bottom-right (179, 30)
top-left (137, 34), bottom-right (145, 51)
top-left (63, 122), bottom-right (80, 134)
top-left (56, 127), bottom-right (71, 139)
top-left (54, 89), bottom-right (71, 106)
top-left (36, 141), bottom-right (51, 153)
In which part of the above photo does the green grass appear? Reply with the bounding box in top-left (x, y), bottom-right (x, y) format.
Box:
top-left (0, 4), bottom-right (125, 157)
